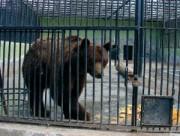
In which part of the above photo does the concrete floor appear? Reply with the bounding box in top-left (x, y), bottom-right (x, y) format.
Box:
top-left (0, 122), bottom-right (179, 136)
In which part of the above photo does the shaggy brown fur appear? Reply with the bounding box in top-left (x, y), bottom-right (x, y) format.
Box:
top-left (22, 35), bottom-right (111, 121)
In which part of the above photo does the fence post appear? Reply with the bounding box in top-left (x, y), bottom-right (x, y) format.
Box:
top-left (0, 69), bottom-right (2, 89)
top-left (132, 0), bottom-right (144, 126)
top-left (0, 68), bottom-right (8, 115)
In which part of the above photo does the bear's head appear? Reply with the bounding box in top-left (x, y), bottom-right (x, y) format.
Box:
top-left (79, 38), bottom-right (111, 78)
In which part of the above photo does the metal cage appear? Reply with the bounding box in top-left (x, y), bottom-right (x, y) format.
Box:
top-left (0, 0), bottom-right (180, 132)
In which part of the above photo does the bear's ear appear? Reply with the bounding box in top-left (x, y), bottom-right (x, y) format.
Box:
top-left (103, 42), bottom-right (111, 51)
top-left (80, 38), bottom-right (90, 49)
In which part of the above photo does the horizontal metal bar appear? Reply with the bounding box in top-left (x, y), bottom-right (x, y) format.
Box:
top-left (141, 27), bottom-right (180, 31)
top-left (0, 26), bottom-right (179, 32)
top-left (0, 117), bottom-right (179, 133)
top-left (0, 26), bottom-right (136, 31)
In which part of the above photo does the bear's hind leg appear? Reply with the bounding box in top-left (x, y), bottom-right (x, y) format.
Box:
top-left (30, 88), bottom-right (44, 117)
top-left (28, 71), bottom-right (50, 118)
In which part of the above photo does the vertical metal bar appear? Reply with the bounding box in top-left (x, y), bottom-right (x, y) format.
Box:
top-left (12, 30), bottom-right (16, 117)
top-left (108, 30), bottom-right (112, 124)
top-left (47, 0), bottom-right (50, 26)
top-left (0, 30), bottom-right (3, 115)
top-left (166, 0), bottom-right (171, 96)
top-left (154, 0), bottom-right (159, 96)
top-left (166, 28), bottom-right (170, 95)
top-left (20, 0), bottom-right (23, 26)
top-left (92, 0), bottom-right (95, 26)
top-left (125, 30), bottom-right (129, 125)
top-left (109, 0), bottom-right (113, 26)
top-left (32, 32), bottom-right (37, 118)
top-left (128, 0), bottom-right (131, 25)
top-left (38, 30), bottom-right (43, 118)
top-left (29, 0), bottom-right (34, 25)
top-left (122, 0), bottom-right (125, 25)
top-left (2, 30), bottom-right (6, 116)
top-left (131, 85), bottom-right (138, 126)
top-left (44, 30), bottom-right (50, 119)
top-left (150, 0), bottom-right (153, 26)
top-left (160, 0), bottom-right (165, 92)
top-left (172, 0), bottom-right (177, 96)
top-left (115, 0), bottom-right (120, 125)
top-left (86, 0), bottom-right (89, 26)
top-left (162, 0), bottom-right (165, 27)
top-left (49, 30), bottom-right (55, 120)
top-left (4, 0), bottom-right (7, 26)
top-left (52, 0), bottom-right (55, 25)
top-left (69, 0), bottom-right (72, 26)
top-left (0, 0), bottom-right (2, 25)
top-left (160, 30), bottom-right (164, 96)
top-left (100, 30), bottom-right (103, 126)
top-left (105, 0), bottom-right (107, 27)
top-left (18, 33), bottom-right (24, 96)
top-left (22, 0), bottom-right (27, 26)
top-left (68, 30), bottom-right (72, 122)
top-left (103, 30), bottom-right (106, 53)
top-left (63, 0), bottom-right (67, 25)
top-left (84, 30), bottom-right (87, 122)
top-left (18, 30), bottom-right (22, 117)
top-left (9, 0), bottom-right (14, 26)
top-left (25, 0), bottom-right (30, 26)
top-left (149, 0), bottom-right (153, 95)
top-left (135, 0), bottom-right (144, 77)
top-left (41, 0), bottom-right (45, 25)
top-left (0, 68), bottom-right (5, 115)
top-left (49, 31), bottom-right (53, 119)
top-left (92, 30), bottom-right (95, 123)
top-left (27, 30), bottom-right (32, 118)
top-left (23, 31), bottom-right (27, 89)
top-left (7, 30), bottom-right (11, 117)
top-left (154, 30), bottom-right (159, 96)
top-left (142, 0), bottom-right (147, 95)
top-left (148, 28), bottom-right (152, 95)
top-left (57, 0), bottom-right (61, 26)
top-left (98, 0), bottom-right (101, 26)
top-left (0, 29), bottom-right (7, 116)
top-left (60, 30), bottom-right (65, 121)
top-left (55, 31), bottom-right (60, 121)
top-left (132, 0), bottom-right (144, 126)
top-left (80, 0), bottom-right (83, 26)
top-left (16, 0), bottom-right (20, 25)
top-left (75, 0), bottom-right (78, 25)
top-left (142, 29), bottom-right (146, 95)
top-left (0, 69), bottom-right (3, 102)
top-left (76, 30), bottom-right (80, 121)
top-left (23, 30), bottom-right (28, 117)
top-left (53, 30), bottom-right (57, 121)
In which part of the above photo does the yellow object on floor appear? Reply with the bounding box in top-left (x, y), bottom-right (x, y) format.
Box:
top-left (95, 104), bottom-right (180, 125)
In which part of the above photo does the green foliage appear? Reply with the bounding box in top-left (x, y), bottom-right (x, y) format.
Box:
top-left (40, 17), bottom-right (135, 26)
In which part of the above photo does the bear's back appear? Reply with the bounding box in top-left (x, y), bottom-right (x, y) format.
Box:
top-left (26, 36), bottom-right (83, 66)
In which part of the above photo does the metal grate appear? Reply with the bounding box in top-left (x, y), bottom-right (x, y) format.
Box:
top-left (0, 0), bottom-right (180, 133)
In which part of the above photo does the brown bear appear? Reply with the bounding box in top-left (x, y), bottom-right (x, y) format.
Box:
top-left (22, 35), bottom-right (111, 121)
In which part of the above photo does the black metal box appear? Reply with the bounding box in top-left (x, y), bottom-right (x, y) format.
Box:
top-left (123, 45), bottom-right (133, 61)
top-left (141, 96), bottom-right (173, 127)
